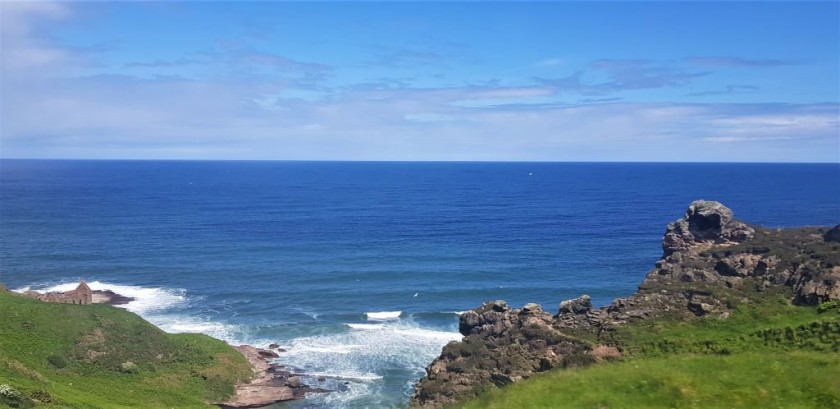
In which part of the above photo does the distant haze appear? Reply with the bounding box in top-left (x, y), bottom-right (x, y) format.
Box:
top-left (1, 2), bottom-right (838, 162)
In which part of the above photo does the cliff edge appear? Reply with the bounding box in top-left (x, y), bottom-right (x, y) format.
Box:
top-left (410, 200), bottom-right (840, 408)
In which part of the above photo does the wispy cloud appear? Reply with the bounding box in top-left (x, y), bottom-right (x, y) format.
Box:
top-left (536, 59), bottom-right (708, 95)
top-left (688, 84), bottom-right (759, 97)
top-left (686, 56), bottom-right (796, 68)
top-left (124, 58), bottom-right (203, 68)
top-left (365, 47), bottom-right (446, 68)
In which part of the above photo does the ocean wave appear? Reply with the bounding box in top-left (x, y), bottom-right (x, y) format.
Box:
top-left (281, 321), bottom-right (461, 389)
top-left (302, 372), bottom-right (384, 381)
top-left (15, 280), bottom-right (187, 315)
top-left (346, 323), bottom-right (385, 330)
top-left (365, 311), bottom-right (402, 320)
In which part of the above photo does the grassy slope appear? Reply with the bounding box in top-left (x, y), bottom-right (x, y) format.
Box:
top-left (457, 299), bottom-right (840, 409)
top-left (458, 352), bottom-right (840, 409)
top-left (0, 290), bottom-right (252, 408)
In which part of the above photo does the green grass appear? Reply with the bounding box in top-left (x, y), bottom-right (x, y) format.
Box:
top-left (457, 352), bottom-right (840, 409)
top-left (456, 297), bottom-right (840, 409)
top-left (614, 297), bottom-right (840, 356)
top-left (0, 289), bottom-right (252, 408)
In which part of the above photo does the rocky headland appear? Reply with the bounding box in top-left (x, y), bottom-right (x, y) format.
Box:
top-left (410, 200), bottom-right (840, 408)
top-left (7, 282), bottom-right (324, 407)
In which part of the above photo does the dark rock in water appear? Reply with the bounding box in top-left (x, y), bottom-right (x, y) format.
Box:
top-left (558, 295), bottom-right (592, 315)
top-left (257, 349), bottom-right (280, 359)
top-left (825, 225), bottom-right (840, 243)
top-left (268, 343), bottom-right (280, 349)
top-left (285, 376), bottom-right (302, 388)
top-left (92, 289), bottom-right (135, 305)
top-left (662, 200), bottom-right (754, 255)
top-left (317, 377), bottom-right (326, 382)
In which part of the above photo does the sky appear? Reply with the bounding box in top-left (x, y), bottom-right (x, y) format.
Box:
top-left (1, 1), bottom-right (838, 162)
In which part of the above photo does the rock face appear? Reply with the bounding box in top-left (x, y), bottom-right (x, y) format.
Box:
top-left (412, 301), bottom-right (596, 408)
top-left (826, 225), bottom-right (840, 243)
top-left (662, 200), bottom-right (754, 255)
top-left (410, 201), bottom-right (839, 408)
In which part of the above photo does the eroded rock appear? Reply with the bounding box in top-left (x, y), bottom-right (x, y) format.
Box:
top-left (662, 200), bottom-right (753, 255)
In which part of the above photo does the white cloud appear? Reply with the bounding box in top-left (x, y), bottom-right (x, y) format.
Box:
top-left (0, 1), bottom-right (74, 73)
top-left (1, 2), bottom-right (837, 163)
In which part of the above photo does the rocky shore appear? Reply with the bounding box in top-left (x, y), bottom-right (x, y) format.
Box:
top-left (410, 200), bottom-right (840, 408)
top-left (217, 345), bottom-right (327, 408)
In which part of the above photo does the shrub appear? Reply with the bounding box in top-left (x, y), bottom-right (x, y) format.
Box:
top-left (47, 354), bottom-right (67, 368)
top-left (0, 384), bottom-right (27, 408)
top-left (817, 300), bottom-right (840, 314)
top-left (120, 361), bottom-right (139, 374)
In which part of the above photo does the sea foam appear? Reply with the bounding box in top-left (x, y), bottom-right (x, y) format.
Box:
top-left (281, 320), bottom-right (461, 407)
top-left (365, 311), bottom-right (402, 320)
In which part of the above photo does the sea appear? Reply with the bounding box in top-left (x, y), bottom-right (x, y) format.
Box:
top-left (1, 160), bottom-right (838, 408)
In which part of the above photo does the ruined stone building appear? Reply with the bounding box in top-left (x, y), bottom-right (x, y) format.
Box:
top-left (23, 280), bottom-right (92, 305)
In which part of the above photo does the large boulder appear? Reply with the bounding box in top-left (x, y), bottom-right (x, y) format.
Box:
top-left (662, 200), bottom-right (754, 255)
top-left (558, 295), bottom-right (592, 315)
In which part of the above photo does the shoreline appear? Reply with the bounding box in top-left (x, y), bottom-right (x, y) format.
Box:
top-left (218, 344), bottom-right (328, 408)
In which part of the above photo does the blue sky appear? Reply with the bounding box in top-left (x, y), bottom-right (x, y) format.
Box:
top-left (1, 1), bottom-right (838, 162)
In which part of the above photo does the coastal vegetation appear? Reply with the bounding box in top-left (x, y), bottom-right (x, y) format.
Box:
top-left (458, 351), bottom-right (840, 409)
top-left (457, 299), bottom-right (840, 409)
top-left (0, 289), bottom-right (251, 408)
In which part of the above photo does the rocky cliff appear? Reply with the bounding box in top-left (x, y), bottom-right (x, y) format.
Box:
top-left (410, 200), bottom-right (840, 408)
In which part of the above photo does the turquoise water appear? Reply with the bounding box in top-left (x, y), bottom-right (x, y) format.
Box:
top-left (1, 160), bottom-right (838, 407)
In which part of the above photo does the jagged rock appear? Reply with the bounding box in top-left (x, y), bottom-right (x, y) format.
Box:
top-left (662, 200), bottom-right (754, 255)
top-left (411, 301), bottom-right (591, 408)
top-left (558, 295), bottom-right (592, 315)
top-left (826, 225), bottom-right (840, 243)
top-left (521, 303), bottom-right (543, 315)
top-left (458, 300), bottom-right (513, 337)
top-left (795, 266), bottom-right (840, 305)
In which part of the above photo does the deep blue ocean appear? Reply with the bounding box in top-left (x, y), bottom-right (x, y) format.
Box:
top-left (1, 160), bottom-right (838, 408)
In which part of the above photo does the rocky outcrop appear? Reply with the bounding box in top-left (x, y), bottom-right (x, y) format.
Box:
top-left (91, 289), bottom-right (135, 305)
top-left (662, 200), bottom-right (754, 255)
top-left (410, 201), bottom-right (839, 408)
top-left (826, 225), bottom-right (840, 243)
top-left (412, 301), bottom-right (596, 408)
top-left (642, 202), bottom-right (839, 307)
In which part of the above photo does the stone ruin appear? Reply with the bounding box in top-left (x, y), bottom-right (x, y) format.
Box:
top-left (23, 280), bottom-right (92, 305)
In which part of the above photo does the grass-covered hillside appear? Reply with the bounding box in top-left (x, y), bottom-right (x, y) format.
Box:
top-left (0, 288), bottom-right (252, 408)
top-left (457, 299), bottom-right (840, 409)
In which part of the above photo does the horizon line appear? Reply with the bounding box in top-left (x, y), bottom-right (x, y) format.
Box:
top-left (1, 158), bottom-right (838, 165)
